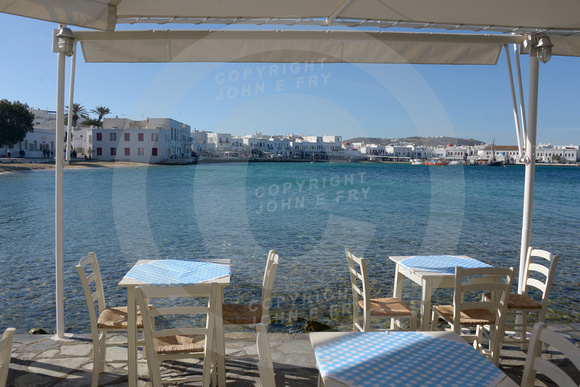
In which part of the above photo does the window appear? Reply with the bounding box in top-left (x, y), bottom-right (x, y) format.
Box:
top-left (110, 133), bottom-right (116, 141)
top-left (138, 133), bottom-right (144, 142)
top-left (124, 133), bottom-right (130, 141)
top-left (96, 133), bottom-right (102, 141)
top-left (96, 148), bottom-right (102, 156)
top-left (151, 133), bottom-right (158, 141)
top-left (111, 147), bottom-right (116, 156)
top-left (125, 148), bottom-right (130, 156)
top-left (138, 147), bottom-right (144, 156)
top-left (152, 148), bottom-right (158, 156)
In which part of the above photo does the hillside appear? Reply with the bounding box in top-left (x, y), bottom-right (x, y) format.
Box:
top-left (345, 136), bottom-right (486, 147)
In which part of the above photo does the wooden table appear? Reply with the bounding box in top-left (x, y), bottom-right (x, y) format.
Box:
top-left (389, 255), bottom-right (492, 331)
top-left (310, 330), bottom-right (518, 387)
top-left (119, 259), bottom-right (230, 387)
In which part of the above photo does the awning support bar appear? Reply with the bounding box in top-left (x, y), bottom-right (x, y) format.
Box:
top-left (505, 44), bottom-right (524, 159)
top-left (514, 43), bottom-right (528, 159)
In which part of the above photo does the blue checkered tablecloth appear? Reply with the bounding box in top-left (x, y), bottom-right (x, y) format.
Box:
top-left (399, 255), bottom-right (491, 274)
top-left (124, 260), bottom-right (230, 285)
top-left (314, 332), bottom-right (505, 387)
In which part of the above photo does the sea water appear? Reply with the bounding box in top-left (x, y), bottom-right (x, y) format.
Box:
top-left (0, 162), bottom-right (578, 333)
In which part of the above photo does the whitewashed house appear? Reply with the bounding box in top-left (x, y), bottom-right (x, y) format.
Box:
top-left (84, 117), bottom-right (191, 163)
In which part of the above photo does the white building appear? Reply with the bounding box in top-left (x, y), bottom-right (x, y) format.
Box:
top-left (80, 117), bottom-right (192, 163)
top-left (385, 144), bottom-right (414, 158)
top-left (537, 143), bottom-right (579, 163)
top-left (4, 109), bottom-right (57, 158)
top-left (444, 146), bottom-right (469, 160)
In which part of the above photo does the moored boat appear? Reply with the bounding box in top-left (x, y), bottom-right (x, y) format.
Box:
top-left (424, 159), bottom-right (449, 166)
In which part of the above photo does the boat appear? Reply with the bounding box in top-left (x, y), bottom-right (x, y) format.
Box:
top-left (411, 159), bottom-right (424, 165)
top-left (448, 160), bottom-right (464, 165)
top-left (479, 138), bottom-right (503, 166)
top-left (424, 159), bottom-right (449, 166)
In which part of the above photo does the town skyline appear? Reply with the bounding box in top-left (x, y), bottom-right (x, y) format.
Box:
top-left (1, 13), bottom-right (580, 148)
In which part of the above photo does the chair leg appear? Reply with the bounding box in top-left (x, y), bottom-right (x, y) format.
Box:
top-left (520, 311), bottom-right (529, 350)
top-left (92, 341), bottom-right (101, 387)
top-left (430, 310), bottom-right (436, 331)
top-left (410, 311), bottom-right (417, 331)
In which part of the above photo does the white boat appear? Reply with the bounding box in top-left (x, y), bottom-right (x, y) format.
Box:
top-left (411, 159), bottom-right (424, 165)
top-left (449, 160), bottom-right (463, 165)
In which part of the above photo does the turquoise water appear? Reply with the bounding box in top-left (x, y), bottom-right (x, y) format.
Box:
top-left (0, 162), bottom-right (578, 333)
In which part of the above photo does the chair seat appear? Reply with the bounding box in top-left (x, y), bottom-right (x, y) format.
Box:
top-left (434, 305), bottom-right (496, 325)
top-left (154, 334), bottom-right (206, 355)
top-left (222, 303), bottom-right (263, 325)
top-left (97, 306), bottom-right (144, 329)
top-left (507, 294), bottom-right (542, 310)
top-left (359, 298), bottom-right (413, 317)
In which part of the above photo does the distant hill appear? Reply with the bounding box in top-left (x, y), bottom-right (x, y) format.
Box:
top-left (345, 136), bottom-right (486, 147)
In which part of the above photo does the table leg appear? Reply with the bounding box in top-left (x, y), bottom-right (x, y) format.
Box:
top-left (421, 280), bottom-right (433, 331)
top-left (215, 286), bottom-right (226, 386)
top-left (127, 287), bottom-right (137, 387)
top-left (391, 264), bottom-right (404, 329)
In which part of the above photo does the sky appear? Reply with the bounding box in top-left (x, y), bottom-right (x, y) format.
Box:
top-left (1, 12), bottom-right (579, 146)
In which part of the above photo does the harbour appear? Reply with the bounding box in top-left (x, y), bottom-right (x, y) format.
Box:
top-left (0, 162), bottom-right (578, 335)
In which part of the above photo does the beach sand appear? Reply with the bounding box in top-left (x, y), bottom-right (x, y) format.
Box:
top-left (0, 160), bottom-right (152, 173)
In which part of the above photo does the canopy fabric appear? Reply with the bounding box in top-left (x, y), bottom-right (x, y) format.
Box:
top-left (76, 30), bottom-right (524, 64)
top-left (3, 0), bottom-right (580, 37)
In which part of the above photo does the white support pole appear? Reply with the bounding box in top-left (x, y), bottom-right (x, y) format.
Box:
top-left (504, 45), bottom-right (524, 159)
top-left (55, 38), bottom-right (66, 338)
top-left (65, 43), bottom-right (77, 163)
top-left (518, 50), bottom-right (539, 293)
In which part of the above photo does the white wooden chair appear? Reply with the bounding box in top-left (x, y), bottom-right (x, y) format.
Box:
top-left (432, 266), bottom-right (516, 366)
top-left (486, 247), bottom-right (559, 349)
top-left (346, 249), bottom-right (416, 332)
top-left (0, 327), bottom-right (15, 387)
top-left (521, 322), bottom-right (580, 387)
top-left (76, 252), bottom-right (145, 386)
top-left (256, 323), bottom-right (275, 387)
top-left (135, 283), bottom-right (219, 387)
top-left (222, 250), bottom-right (279, 328)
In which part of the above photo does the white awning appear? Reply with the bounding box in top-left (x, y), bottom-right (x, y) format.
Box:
top-left (75, 30), bottom-right (525, 64)
top-left (3, 0), bottom-right (580, 36)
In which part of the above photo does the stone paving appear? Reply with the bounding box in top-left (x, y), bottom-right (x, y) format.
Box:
top-left (5, 323), bottom-right (580, 386)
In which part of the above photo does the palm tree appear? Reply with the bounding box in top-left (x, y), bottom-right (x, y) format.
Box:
top-left (88, 105), bottom-right (111, 128)
top-left (65, 103), bottom-right (88, 127)
top-left (91, 106), bottom-right (111, 122)
top-left (82, 117), bottom-right (101, 127)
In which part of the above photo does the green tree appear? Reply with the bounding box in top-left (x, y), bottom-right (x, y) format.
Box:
top-left (552, 154), bottom-right (561, 163)
top-left (82, 117), bottom-right (102, 127)
top-left (0, 99), bottom-right (35, 146)
top-left (91, 105), bottom-right (110, 122)
top-left (65, 103), bottom-right (88, 127)
top-left (89, 106), bottom-right (111, 128)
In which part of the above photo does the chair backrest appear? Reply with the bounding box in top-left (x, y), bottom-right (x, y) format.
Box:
top-left (260, 250), bottom-right (279, 322)
top-left (135, 283), bottom-right (218, 387)
top-left (256, 323), bottom-right (275, 387)
top-left (0, 327), bottom-right (15, 387)
top-left (76, 252), bottom-right (106, 335)
top-left (453, 266), bottom-right (516, 360)
top-left (345, 248), bottom-right (371, 332)
top-left (522, 247), bottom-right (559, 319)
top-left (521, 322), bottom-right (580, 387)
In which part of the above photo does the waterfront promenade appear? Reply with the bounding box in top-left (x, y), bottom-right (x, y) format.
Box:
top-left (5, 323), bottom-right (580, 386)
